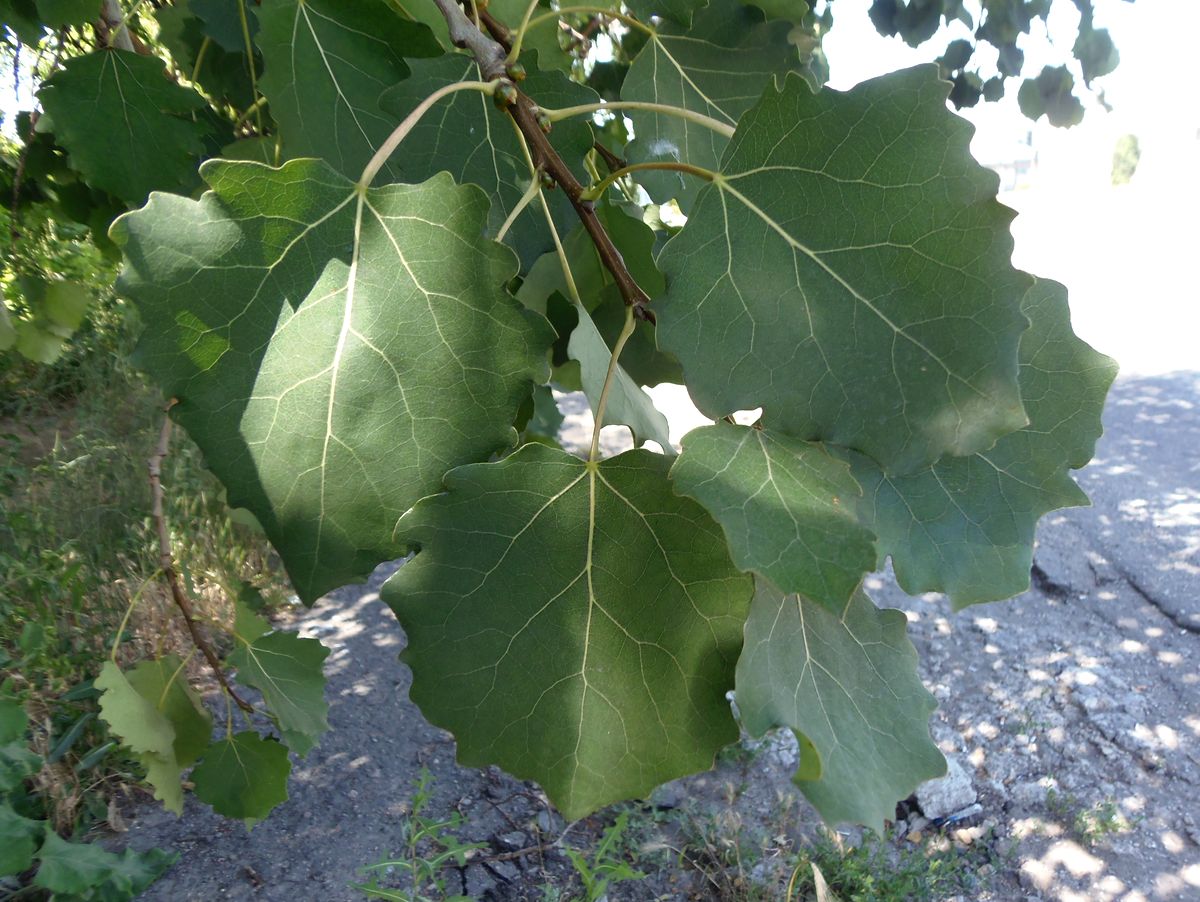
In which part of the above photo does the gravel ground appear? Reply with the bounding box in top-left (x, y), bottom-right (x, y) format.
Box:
top-left (116, 373), bottom-right (1200, 901)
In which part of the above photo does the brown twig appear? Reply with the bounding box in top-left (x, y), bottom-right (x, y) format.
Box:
top-left (437, 0), bottom-right (656, 322)
top-left (149, 401), bottom-right (255, 714)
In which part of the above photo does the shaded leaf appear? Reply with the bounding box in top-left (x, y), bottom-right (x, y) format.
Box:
top-left (657, 66), bottom-right (1030, 474)
top-left (1073, 25), bottom-right (1118, 84)
top-left (0, 742), bottom-right (40, 793)
top-left (112, 162), bottom-right (552, 602)
top-left (622, 0), bottom-right (804, 208)
top-left (0, 697), bottom-right (27, 744)
top-left (383, 444), bottom-right (753, 818)
top-left (568, 305), bottom-right (674, 452)
top-left (38, 50), bottom-right (209, 203)
top-left (378, 51), bottom-right (599, 267)
top-left (35, 0), bottom-right (96, 28)
top-left (257, 0), bottom-right (440, 179)
top-left (846, 277), bottom-right (1117, 607)
top-left (671, 423), bottom-right (875, 610)
top-left (0, 802), bottom-right (41, 877)
top-left (1018, 65), bottom-right (1084, 127)
top-left (191, 732), bottom-right (291, 823)
top-left (34, 832), bottom-right (124, 895)
top-left (625, 0), bottom-right (706, 26)
top-left (735, 579), bottom-right (944, 828)
top-left (229, 630), bottom-right (329, 755)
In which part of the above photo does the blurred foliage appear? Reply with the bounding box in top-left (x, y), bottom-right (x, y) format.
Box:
top-left (1111, 132), bottom-right (1140, 185)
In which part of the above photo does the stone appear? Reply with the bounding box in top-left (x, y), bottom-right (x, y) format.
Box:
top-left (915, 756), bottom-right (977, 820)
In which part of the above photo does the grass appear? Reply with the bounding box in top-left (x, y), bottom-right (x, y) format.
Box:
top-left (615, 799), bottom-right (1009, 901)
top-left (1, 293), bottom-right (290, 834)
top-left (1045, 787), bottom-right (1139, 846)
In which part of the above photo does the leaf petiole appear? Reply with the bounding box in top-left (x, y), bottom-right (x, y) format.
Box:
top-left (542, 100), bottom-right (735, 138)
top-left (582, 161), bottom-right (716, 200)
top-left (359, 79), bottom-right (503, 188)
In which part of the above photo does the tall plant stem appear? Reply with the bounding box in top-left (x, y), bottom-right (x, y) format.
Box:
top-left (544, 101), bottom-right (735, 138)
top-left (149, 402), bottom-right (254, 715)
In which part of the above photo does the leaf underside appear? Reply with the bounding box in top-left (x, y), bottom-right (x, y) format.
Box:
top-left (112, 162), bottom-right (552, 602)
top-left (383, 444), bottom-right (753, 818)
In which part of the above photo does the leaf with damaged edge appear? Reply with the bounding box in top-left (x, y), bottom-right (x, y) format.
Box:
top-left (846, 277), bottom-right (1117, 607)
top-left (735, 579), bottom-right (945, 828)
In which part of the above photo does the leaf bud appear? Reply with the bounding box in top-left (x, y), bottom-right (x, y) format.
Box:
top-left (535, 109), bottom-right (553, 134)
top-left (539, 170), bottom-right (556, 190)
top-left (493, 80), bottom-right (519, 110)
top-left (506, 61), bottom-right (527, 82)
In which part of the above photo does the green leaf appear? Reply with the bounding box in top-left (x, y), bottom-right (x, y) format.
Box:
top-left (33, 831), bottom-right (123, 895)
top-left (0, 802), bottom-right (41, 877)
top-left (735, 579), bottom-right (945, 828)
top-left (1018, 65), bottom-right (1084, 127)
top-left (0, 697), bottom-right (27, 744)
top-left (96, 660), bottom-right (194, 813)
top-left (383, 444), bottom-right (753, 819)
top-left (192, 0), bottom-right (256, 51)
top-left (568, 305), bottom-right (674, 452)
top-left (220, 136), bottom-right (278, 164)
top-left (257, 0), bottom-right (440, 179)
top-left (228, 630), bottom-right (329, 755)
top-left (378, 52), bottom-right (600, 267)
top-left (0, 304), bottom-right (15, 352)
top-left (35, 0), bottom-right (96, 28)
top-left (95, 662), bottom-right (175, 760)
top-left (657, 66), bottom-right (1030, 474)
top-left (846, 277), bottom-right (1117, 607)
top-left (233, 599), bottom-right (271, 644)
top-left (0, 742), bottom-right (40, 793)
top-left (38, 50), bottom-right (209, 203)
top-left (112, 162), bottom-right (552, 602)
top-left (124, 655), bottom-right (212, 766)
top-left (0, 0), bottom-right (46, 43)
top-left (622, 0), bottom-right (805, 208)
top-left (190, 732), bottom-right (291, 824)
top-left (1073, 25), bottom-right (1118, 85)
top-left (671, 423), bottom-right (875, 610)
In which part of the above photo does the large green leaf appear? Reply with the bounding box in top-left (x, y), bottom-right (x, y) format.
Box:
top-left (622, 0), bottom-right (804, 208)
top-left (671, 423), bottom-right (875, 610)
top-left (190, 732), bottom-right (291, 824)
top-left (657, 66), bottom-right (1030, 474)
top-left (0, 697), bottom-right (28, 744)
top-left (112, 162), bottom-right (552, 602)
top-left (257, 0), bottom-right (440, 179)
top-left (735, 579), bottom-right (944, 828)
top-left (847, 277), bottom-right (1117, 607)
top-left (0, 803), bottom-right (41, 877)
top-left (378, 51), bottom-right (599, 267)
top-left (38, 50), bottom-right (209, 203)
top-left (228, 630), bottom-right (329, 755)
top-left (383, 444), bottom-right (753, 818)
